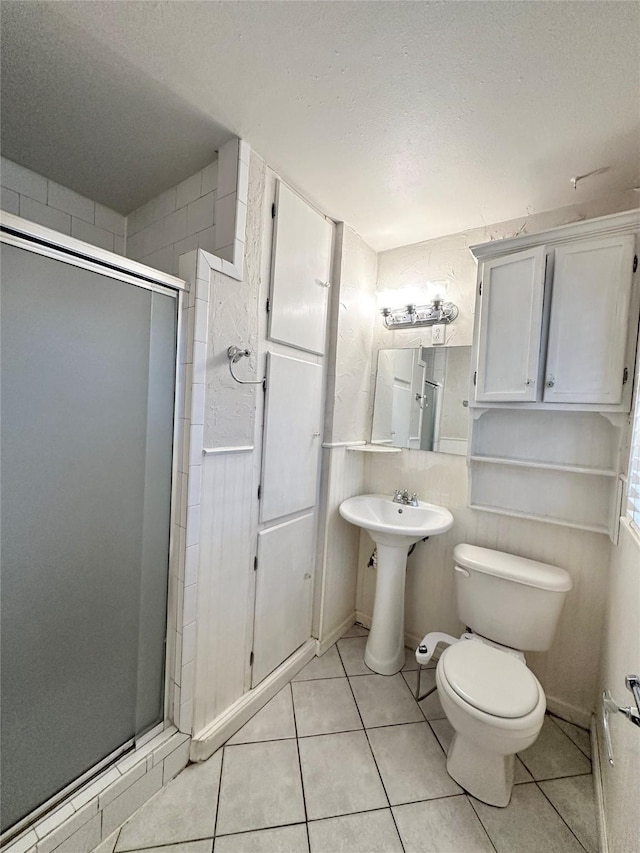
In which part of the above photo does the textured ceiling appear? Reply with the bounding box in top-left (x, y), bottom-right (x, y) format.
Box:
top-left (1, 1), bottom-right (639, 249)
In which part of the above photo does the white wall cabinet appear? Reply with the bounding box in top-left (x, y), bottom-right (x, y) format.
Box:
top-left (473, 228), bottom-right (637, 411)
top-left (260, 352), bottom-right (324, 523)
top-left (468, 211), bottom-right (640, 541)
top-left (544, 235), bottom-right (635, 405)
top-left (474, 247), bottom-right (547, 403)
top-left (268, 181), bottom-right (333, 356)
top-left (247, 179), bottom-right (333, 693)
top-left (252, 513), bottom-right (315, 686)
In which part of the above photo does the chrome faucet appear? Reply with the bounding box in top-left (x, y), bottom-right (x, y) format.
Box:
top-left (393, 489), bottom-right (419, 507)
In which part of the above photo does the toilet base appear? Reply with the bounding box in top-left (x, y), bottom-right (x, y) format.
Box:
top-left (446, 732), bottom-right (515, 807)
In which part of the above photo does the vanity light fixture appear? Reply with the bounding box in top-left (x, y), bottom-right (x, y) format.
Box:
top-left (381, 298), bottom-right (459, 330)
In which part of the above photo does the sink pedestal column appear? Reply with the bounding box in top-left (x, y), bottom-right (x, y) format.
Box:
top-left (364, 543), bottom-right (407, 675)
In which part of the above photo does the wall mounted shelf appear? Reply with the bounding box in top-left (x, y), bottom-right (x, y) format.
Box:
top-left (469, 456), bottom-right (618, 478)
top-left (467, 374), bottom-right (628, 541)
top-left (468, 503), bottom-right (611, 536)
top-left (346, 444), bottom-right (402, 453)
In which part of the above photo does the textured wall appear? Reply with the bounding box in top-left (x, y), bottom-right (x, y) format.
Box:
top-left (1, 157), bottom-right (125, 252)
top-left (193, 151), bottom-right (267, 737)
top-left (597, 519), bottom-right (640, 853)
top-left (204, 153), bottom-right (265, 449)
top-left (316, 225), bottom-right (377, 645)
top-left (324, 224), bottom-right (379, 445)
top-left (372, 190), bottom-right (639, 382)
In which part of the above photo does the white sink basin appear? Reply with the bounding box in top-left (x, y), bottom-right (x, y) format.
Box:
top-left (339, 493), bottom-right (453, 676)
top-left (339, 493), bottom-right (453, 547)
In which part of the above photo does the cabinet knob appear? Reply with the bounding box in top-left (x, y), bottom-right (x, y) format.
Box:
top-left (525, 379), bottom-right (534, 386)
top-left (546, 378), bottom-right (555, 388)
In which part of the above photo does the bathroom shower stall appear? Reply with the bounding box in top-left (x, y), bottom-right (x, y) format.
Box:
top-left (0, 223), bottom-right (181, 836)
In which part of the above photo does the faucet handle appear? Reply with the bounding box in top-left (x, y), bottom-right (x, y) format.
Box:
top-left (410, 493), bottom-right (419, 506)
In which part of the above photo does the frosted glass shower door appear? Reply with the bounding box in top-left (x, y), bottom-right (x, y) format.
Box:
top-left (1, 242), bottom-right (177, 833)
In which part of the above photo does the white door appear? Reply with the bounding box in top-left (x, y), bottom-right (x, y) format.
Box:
top-left (252, 513), bottom-right (315, 685)
top-left (408, 351), bottom-right (426, 449)
top-left (390, 349), bottom-right (413, 446)
top-left (268, 182), bottom-right (333, 356)
top-left (260, 352), bottom-right (324, 523)
top-left (544, 235), bottom-right (635, 404)
top-left (475, 246), bottom-right (547, 402)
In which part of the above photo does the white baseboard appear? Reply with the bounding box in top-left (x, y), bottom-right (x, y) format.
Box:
top-left (590, 714), bottom-right (609, 853)
top-left (315, 613), bottom-right (357, 656)
top-left (546, 695), bottom-right (591, 729)
top-left (190, 639), bottom-right (316, 762)
top-left (355, 610), bottom-right (371, 630)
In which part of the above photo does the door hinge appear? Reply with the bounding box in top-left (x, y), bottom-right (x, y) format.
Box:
top-left (623, 367), bottom-right (629, 385)
top-left (262, 377), bottom-right (267, 393)
top-left (271, 203), bottom-right (276, 219)
top-left (266, 297), bottom-right (270, 313)
top-left (249, 651), bottom-right (254, 666)
top-left (633, 255), bottom-right (638, 273)
top-left (473, 371), bottom-right (477, 386)
top-left (257, 484), bottom-right (261, 500)
top-left (254, 555), bottom-right (258, 571)
top-left (478, 281), bottom-right (482, 296)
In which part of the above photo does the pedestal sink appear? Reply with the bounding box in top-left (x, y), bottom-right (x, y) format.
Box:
top-left (339, 494), bottom-right (454, 676)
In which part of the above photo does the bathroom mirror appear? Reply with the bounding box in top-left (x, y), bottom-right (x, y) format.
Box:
top-left (371, 346), bottom-right (472, 455)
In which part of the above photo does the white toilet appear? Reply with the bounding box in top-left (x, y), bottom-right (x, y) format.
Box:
top-left (434, 543), bottom-right (572, 807)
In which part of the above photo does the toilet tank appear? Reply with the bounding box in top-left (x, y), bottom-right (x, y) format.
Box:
top-left (453, 544), bottom-right (572, 652)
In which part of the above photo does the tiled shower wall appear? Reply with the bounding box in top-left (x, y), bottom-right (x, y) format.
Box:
top-left (0, 154), bottom-right (229, 281)
top-left (1, 157), bottom-right (126, 253)
top-left (125, 161), bottom-right (218, 277)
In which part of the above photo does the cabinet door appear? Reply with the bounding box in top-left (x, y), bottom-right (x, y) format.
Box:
top-left (260, 353), bottom-right (323, 523)
top-left (252, 513), bottom-right (315, 686)
top-left (268, 181), bottom-right (333, 356)
top-left (544, 235), bottom-right (635, 404)
top-left (475, 247), bottom-right (546, 402)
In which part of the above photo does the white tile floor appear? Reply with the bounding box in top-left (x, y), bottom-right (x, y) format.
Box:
top-left (99, 625), bottom-right (598, 853)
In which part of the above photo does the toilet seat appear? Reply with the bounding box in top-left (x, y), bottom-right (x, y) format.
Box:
top-left (441, 642), bottom-right (540, 719)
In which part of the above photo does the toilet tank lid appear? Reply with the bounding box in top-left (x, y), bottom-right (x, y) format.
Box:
top-left (453, 544), bottom-right (572, 592)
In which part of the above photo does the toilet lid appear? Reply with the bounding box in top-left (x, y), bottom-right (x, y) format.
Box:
top-left (441, 642), bottom-right (540, 719)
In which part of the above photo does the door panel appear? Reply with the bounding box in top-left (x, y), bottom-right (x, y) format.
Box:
top-left (544, 235), bottom-right (635, 404)
top-left (268, 182), bottom-right (333, 356)
top-left (260, 353), bottom-right (323, 523)
top-left (252, 514), bottom-right (315, 685)
top-left (0, 242), bottom-right (176, 832)
top-left (475, 247), bottom-right (546, 402)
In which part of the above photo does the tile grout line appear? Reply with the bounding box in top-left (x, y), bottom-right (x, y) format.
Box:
top-left (465, 794), bottom-right (500, 853)
top-left (289, 680), bottom-right (312, 853)
top-left (213, 819), bottom-right (308, 841)
top-left (336, 641), bottom-right (407, 853)
top-left (211, 744), bottom-right (226, 845)
top-left (400, 667), bottom-right (447, 726)
top-left (118, 837), bottom-right (215, 853)
top-left (534, 780), bottom-right (592, 853)
top-left (426, 719), bottom-right (448, 757)
top-left (547, 714), bottom-right (593, 761)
